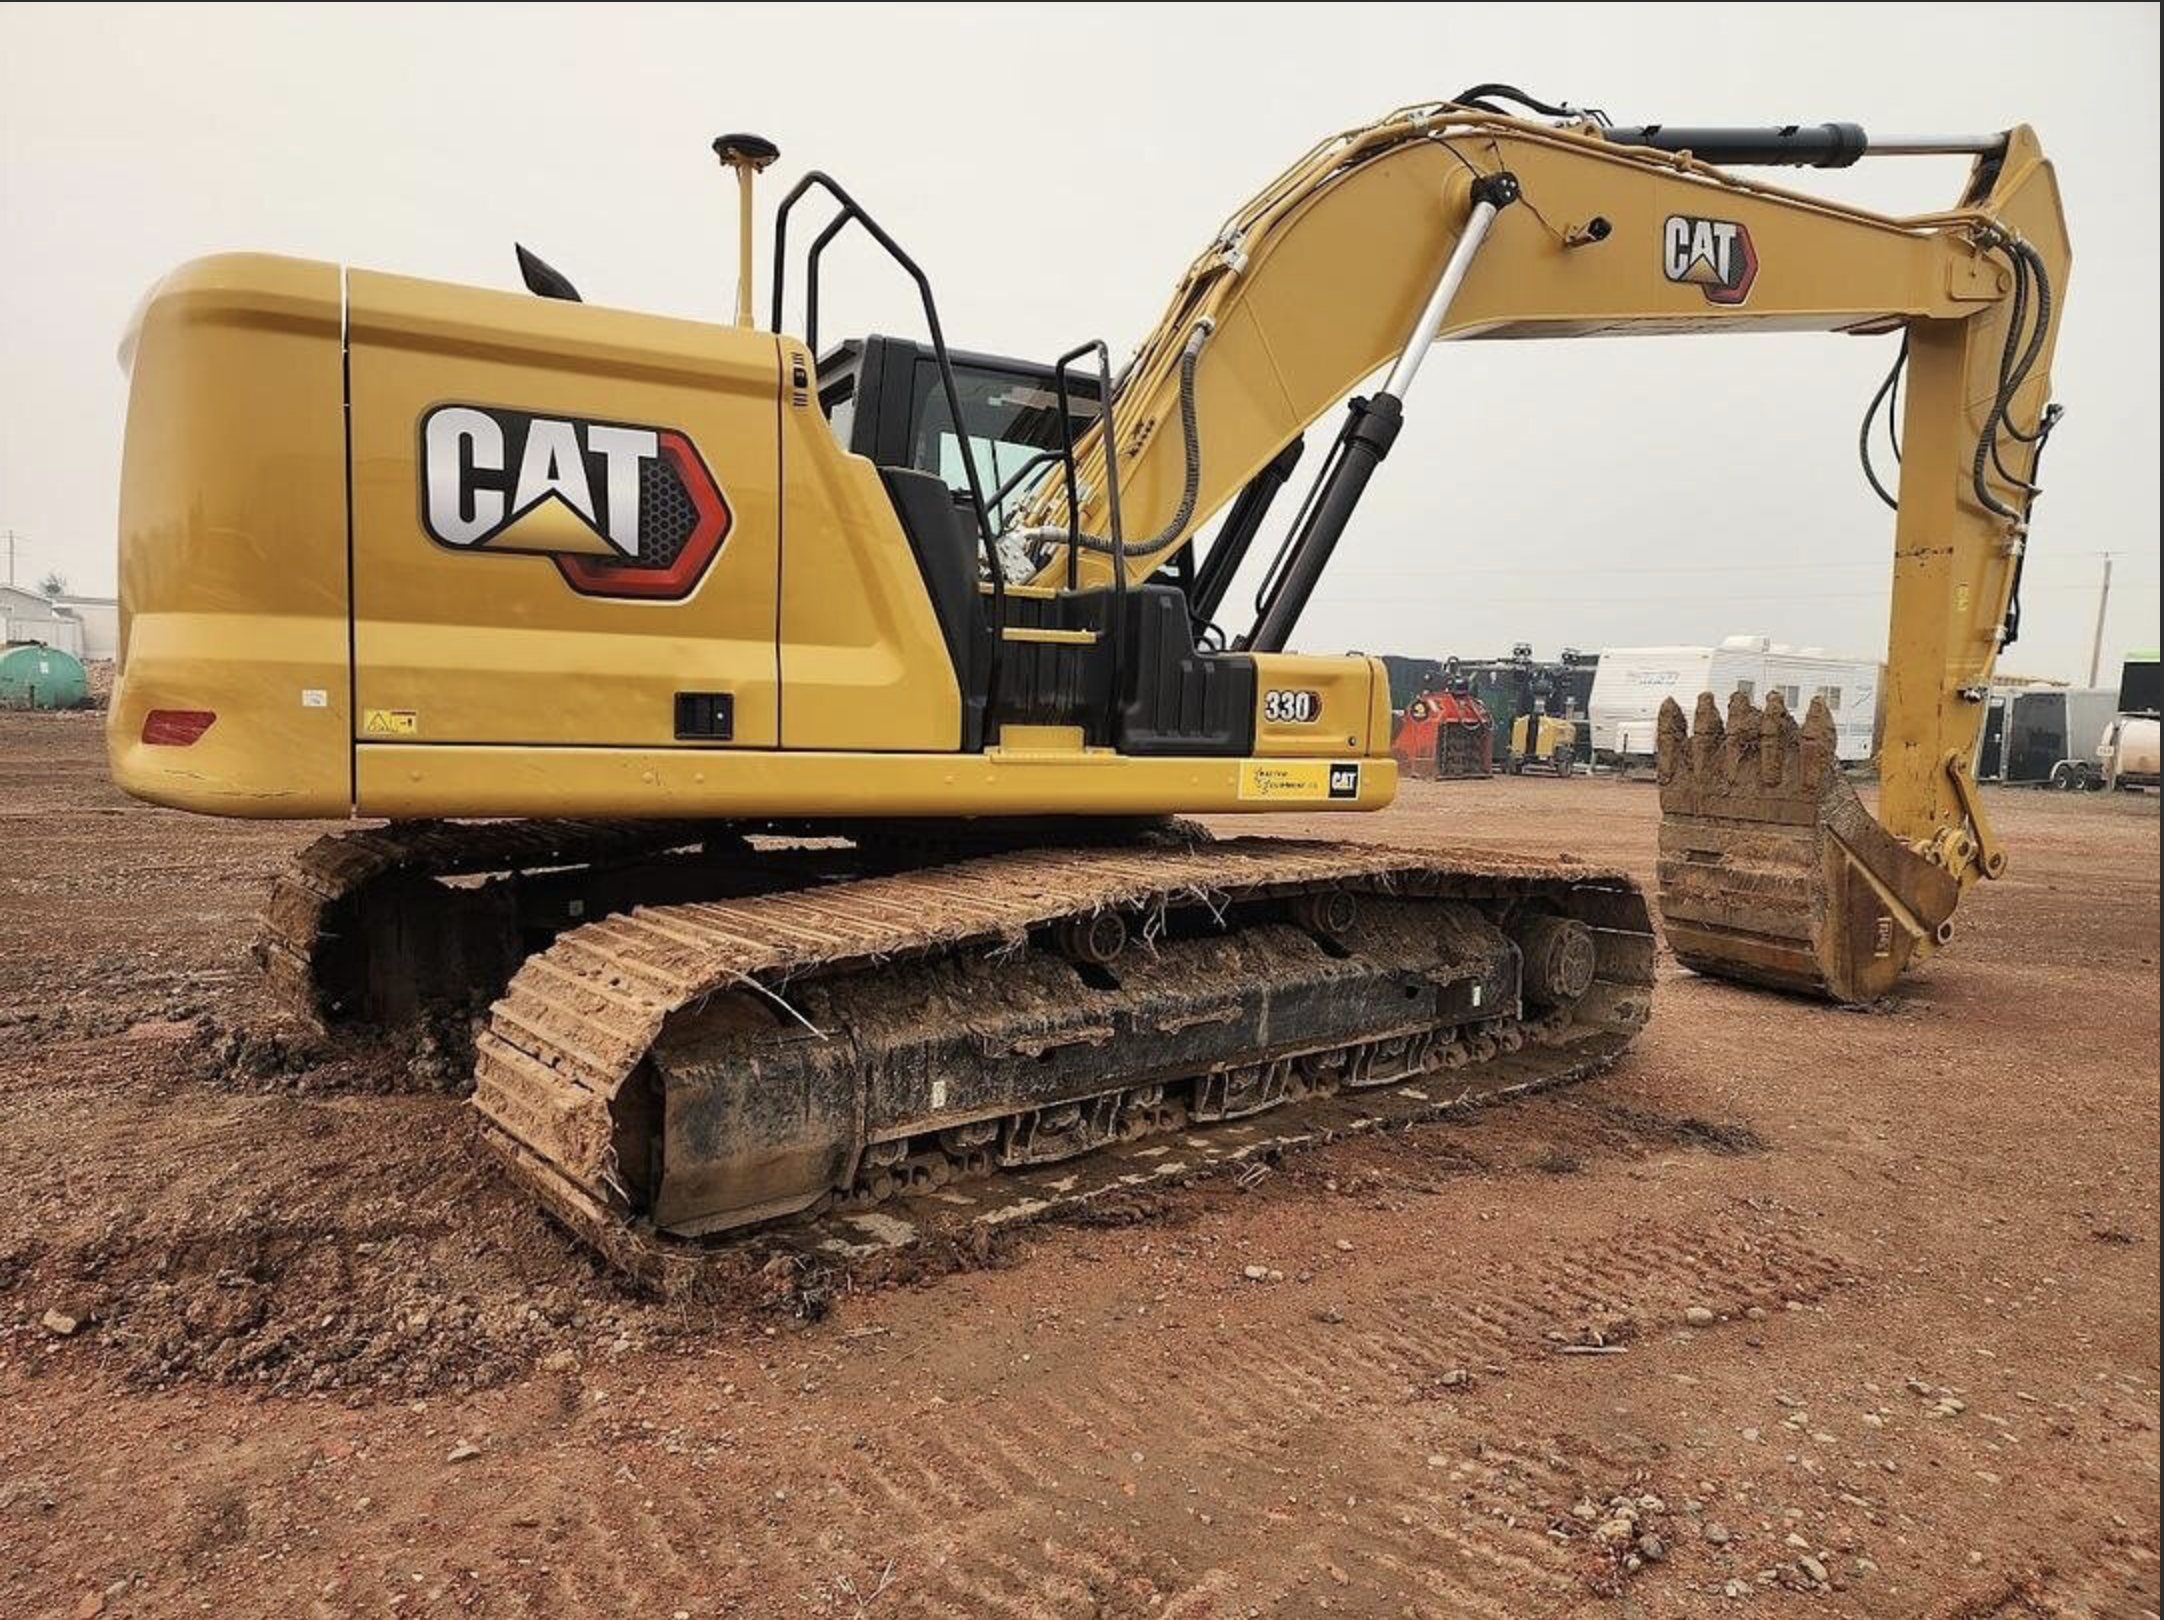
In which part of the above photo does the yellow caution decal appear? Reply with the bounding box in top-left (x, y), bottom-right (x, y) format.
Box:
top-left (362, 708), bottom-right (420, 738)
top-left (1237, 760), bottom-right (1362, 801)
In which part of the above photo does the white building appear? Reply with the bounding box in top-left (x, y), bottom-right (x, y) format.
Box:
top-left (1591, 636), bottom-right (1882, 764)
top-left (0, 585), bottom-right (86, 657)
top-left (52, 594), bottom-right (118, 661)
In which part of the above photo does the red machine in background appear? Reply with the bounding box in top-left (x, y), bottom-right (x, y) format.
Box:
top-left (1392, 688), bottom-right (1493, 780)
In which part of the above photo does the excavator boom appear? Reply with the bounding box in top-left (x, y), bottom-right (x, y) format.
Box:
top-left (1014, 105), bottom-right (2067, 1001)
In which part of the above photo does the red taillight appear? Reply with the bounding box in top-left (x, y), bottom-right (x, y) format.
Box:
top-left (142, 709), bottom-right (217, 746)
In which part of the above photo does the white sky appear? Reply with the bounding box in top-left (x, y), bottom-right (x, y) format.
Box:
top-left (1, 1), bottom-right (2156, 683)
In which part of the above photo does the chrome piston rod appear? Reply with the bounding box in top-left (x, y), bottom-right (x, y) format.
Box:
top-left (1242, 172), bottom-right (1517, 654)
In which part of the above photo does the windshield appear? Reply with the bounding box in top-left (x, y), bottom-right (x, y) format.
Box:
top-left (910, 361), bottom-right (1100, 530)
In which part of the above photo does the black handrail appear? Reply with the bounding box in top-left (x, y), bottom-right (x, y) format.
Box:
top-left (1054, 340), bottom-right (1125, 746)
top-left (1051, 362), bottom-right (1087, 594)
top-left (769, 171), bottom-right (1005, 730)
top-left (802, 209), bottom-right (852, 357)
top-left (985, 446), bottom-right (1069, 523)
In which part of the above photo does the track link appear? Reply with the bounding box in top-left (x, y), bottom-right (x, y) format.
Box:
top-left (472, 838), bottom-right (1656, 1260)
top-left (256, 819), bottom-right (731, 1026)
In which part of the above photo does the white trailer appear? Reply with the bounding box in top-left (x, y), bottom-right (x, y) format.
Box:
top-left (1592, 637), bottom-right (1881, 765)
top-left (1589, 645), bottom-right (1714, 761)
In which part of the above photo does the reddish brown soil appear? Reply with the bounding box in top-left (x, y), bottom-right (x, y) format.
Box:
top-left (2, 710), bottom-right (2156, 1619)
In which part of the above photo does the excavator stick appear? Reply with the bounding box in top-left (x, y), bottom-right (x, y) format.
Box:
top-left (1655, 692), bottom-right (1960, 1004)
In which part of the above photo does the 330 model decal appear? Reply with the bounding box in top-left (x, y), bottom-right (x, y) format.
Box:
top-left (1662, 215), bottom-right (1758, 305)
top-left (418, 404), bottom-right (730, 600)
top-left (1262, 688), bottom-right (1324, 724)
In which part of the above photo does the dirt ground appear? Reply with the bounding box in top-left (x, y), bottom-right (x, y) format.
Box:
top-left (2, 708), bottom-right (2156, 1620)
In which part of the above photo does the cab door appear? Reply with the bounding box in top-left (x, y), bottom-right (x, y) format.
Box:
top-left (346, 270), bottom-right (780, 770)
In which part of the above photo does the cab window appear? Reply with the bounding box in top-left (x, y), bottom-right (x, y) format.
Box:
top-left (911, 362), bottom-right (1099, 529)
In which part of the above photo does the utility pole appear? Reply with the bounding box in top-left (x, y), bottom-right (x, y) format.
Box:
top-left (2087, 553), bottom-right (2114, 688)
top-left (1, 529), bottom-right (18, 589)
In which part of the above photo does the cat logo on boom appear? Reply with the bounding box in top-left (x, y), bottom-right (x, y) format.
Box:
top-left (1662, 215), bottom-right (1758, 305)
top-left (418, 404), bottom-right (730, 600)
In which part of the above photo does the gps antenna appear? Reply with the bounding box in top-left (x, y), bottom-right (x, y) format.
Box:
top-left (712, 133), bottom-right (781, 328)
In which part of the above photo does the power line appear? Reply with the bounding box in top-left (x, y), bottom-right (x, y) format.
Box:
top-left (0, 529), bottom-right (32, 590)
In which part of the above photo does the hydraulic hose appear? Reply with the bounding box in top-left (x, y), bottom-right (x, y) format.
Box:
top-left (1859, 335), bottom-right (1907, 511)
top-left (1008, 321), bottom-right (1211, 562)
top-left (1972, 238), bottom-right (2055, 519)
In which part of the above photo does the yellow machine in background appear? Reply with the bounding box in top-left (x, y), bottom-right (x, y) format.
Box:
top-left (1507, 713), bottom-right (1585, 776)
top-left (110, 92), bottom-right (2068, 1247)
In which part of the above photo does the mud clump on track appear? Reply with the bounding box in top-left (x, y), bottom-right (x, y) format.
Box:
top-left (189, 1014), bottom-right (472, 1097)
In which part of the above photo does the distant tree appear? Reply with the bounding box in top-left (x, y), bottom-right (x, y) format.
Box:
top-left (37, 570), bottom-right (68, 599)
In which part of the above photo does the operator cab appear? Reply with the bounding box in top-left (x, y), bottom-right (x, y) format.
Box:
top-left (817, 336), bottom-right (1100, 535)
top-left (817, 335), bottom-right (1256, 756)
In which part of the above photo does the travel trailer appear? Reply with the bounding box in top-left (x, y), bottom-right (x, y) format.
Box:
top-left (1591, 637), bottom-right (1881, 766)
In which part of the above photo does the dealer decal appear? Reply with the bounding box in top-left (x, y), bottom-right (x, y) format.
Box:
top-left (418, 404), bottom-right (730, 600)
top-left (1237, 760), bottom-right (1363, 802)
top-left (1662, 215), bottom-right (1757, 305)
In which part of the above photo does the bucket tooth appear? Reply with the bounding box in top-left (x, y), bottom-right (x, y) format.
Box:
top-left (1722, 688), bottom-right (1760, 786)
top-left (1693, 690), bottom-right (1724, 777)
top-left (1656, 694), bottom-right (1961, 1004)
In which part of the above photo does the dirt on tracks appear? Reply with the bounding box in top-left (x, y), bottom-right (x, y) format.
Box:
top-left (1, 710), bottom-right (2156, 1618)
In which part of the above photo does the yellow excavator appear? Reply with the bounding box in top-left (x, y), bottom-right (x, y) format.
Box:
top-left (109, 90), bottom-right (2067, 1247)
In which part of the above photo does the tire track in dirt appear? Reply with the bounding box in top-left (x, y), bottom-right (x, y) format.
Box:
top-left (489, 1188), bottom-right (1857, 1617)
top-left (2029, 1525), bottom-right (2161, 1616)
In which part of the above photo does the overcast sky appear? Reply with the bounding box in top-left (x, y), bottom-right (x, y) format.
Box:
top-left (1, 1), bottom-right (2156, 683)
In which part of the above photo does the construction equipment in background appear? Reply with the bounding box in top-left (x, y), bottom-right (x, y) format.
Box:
top-left (111, 91), bottom-right (2067, 1246)
top-left (1507, 712), bottom-right (1586, 776)
top-left (1453, 646), bottom-right (1598, 770)
top-left (1379, 653), bottom-right (1450, 713)
top-left (1392, 684), bottom-right (1492, 779)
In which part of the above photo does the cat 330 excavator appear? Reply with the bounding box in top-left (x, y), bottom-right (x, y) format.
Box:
top-left (110, 88), bottom-right (2067, 1250)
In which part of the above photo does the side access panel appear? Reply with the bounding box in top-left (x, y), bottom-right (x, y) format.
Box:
top-left (777, 340), bottom-right (963, 752)
top-left (346, 271), bottom-right (782, 794)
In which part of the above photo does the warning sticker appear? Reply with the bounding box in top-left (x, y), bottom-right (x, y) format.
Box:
top-left (1238, 760), bottom-right (1363, 802)
top-left (361, 708), bottom-right (419, 738)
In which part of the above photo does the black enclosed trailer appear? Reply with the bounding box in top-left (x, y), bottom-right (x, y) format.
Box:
top-left (2003, 688), bottom-right (2119, 785)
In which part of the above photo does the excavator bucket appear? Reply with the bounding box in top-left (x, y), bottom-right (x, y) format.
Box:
top-left (1655, 691), bottom-right (1961, 1004)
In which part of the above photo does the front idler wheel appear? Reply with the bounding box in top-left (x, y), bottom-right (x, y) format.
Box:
top-left (1512, 912), bottom-right (1598, 1008)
